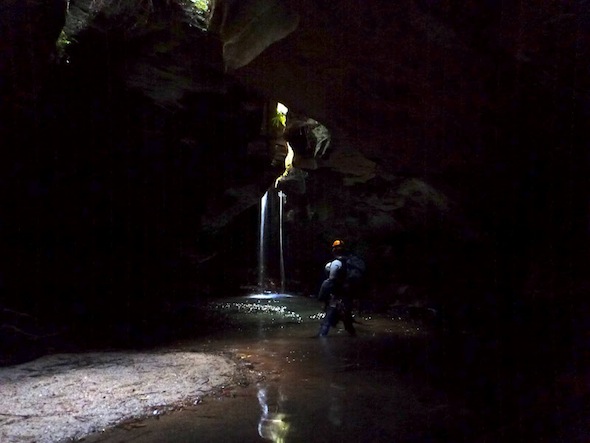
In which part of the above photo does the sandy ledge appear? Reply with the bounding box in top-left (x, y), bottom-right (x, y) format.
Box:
top-left (0, 350), bottom-right (243, 443)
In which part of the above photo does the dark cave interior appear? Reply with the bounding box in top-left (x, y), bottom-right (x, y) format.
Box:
top-left (0, 1), bottom-right (589, 439)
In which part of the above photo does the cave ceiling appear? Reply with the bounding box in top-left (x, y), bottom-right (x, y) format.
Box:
top-left (212, 0), bottom-right (589, 175)
top-left (4, 0), bottom-right (586, 180)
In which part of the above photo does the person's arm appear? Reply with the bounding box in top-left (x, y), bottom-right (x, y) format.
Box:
top-left (318, 260), bottom-right (342, 303)
top-left (327, 259), bottom-right (343, 280)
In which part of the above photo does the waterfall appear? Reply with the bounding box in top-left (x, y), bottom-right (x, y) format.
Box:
top-left (258, 190), bottom-right (268, 289)
top-left (278, 191), bottom-right (286, 293)
top-left (257, 189), bottom-right (287, 293)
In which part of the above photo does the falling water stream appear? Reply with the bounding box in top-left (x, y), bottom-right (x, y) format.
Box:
top-left (278, 191), bottom-right (286, 293)
top-left (258, 191), bottom-right (268, 289)
top-left (258, 188), bottom-right (286, 293)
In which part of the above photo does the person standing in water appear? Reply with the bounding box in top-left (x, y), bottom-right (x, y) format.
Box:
top-left (316, 240), bottom-right (365, 337)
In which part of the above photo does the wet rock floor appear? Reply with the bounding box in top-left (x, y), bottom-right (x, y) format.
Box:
top-left (3, 293), bottom-right (588, 442)
top-left (80, 293), bottom-right (590, 443)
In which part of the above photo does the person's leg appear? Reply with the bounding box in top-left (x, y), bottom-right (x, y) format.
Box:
top-left (318, 279), bottom-right (334, 303)
top-left (342, 304), bottom-right (356, 336)
top-left (319, 306), bottom-right (338, 336)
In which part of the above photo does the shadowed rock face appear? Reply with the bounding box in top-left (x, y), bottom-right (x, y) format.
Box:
top-left (213, 0), bottom-right (590, 310)
top-left (0, 0), bottom-right (589, 360)
top-left (0, 0), bottom-right (280, 342)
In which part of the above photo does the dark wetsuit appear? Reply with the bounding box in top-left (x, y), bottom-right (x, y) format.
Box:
top-left (317, 256), bottom-right (356, 337)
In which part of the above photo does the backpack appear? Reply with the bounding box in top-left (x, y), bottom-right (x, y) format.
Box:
top-left (338, 254), bottom-right (366, 292)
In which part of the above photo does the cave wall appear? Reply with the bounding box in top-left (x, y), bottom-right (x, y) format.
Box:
top-left (0, 0), bottom-right (282, 345)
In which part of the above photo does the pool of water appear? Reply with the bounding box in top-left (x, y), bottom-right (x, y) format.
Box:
top-left (82, 293), bottom-right (583, 442)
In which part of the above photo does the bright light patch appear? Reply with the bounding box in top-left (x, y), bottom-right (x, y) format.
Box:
top-left (212, 300), bottom-right (303, 324)
top-left (188, 0), bottom-right (210, 11)
top-left (258, 386), bottom-right (290, 442)
top-left (274, 143), bottom-right (295, 188)
top-left (276, 103), bottom-right (288, 115)
top-left (246, 293), bottom-right (295, 300)
top-left (284, 143), bottom-right (294, 169)
top-left (272, 102), bottom-right (288, 128)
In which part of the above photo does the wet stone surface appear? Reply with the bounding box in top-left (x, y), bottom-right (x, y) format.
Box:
top-left (0, 351), bottom-right (237, 443)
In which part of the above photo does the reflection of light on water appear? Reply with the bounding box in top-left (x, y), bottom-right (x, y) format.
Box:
top-left (212, 300), bottom-right (302, 323)
top-left (328, 383), bottom-right (345, 426)
top-left (309, 312), bottom-right (326, 320)
top-left (246, 293), bottom-right (294, 300)
top-left (257, 385), bottom-right (290, 442)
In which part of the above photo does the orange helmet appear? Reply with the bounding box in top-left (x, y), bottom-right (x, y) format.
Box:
top-left (332, 239), bottom-right (345, 248)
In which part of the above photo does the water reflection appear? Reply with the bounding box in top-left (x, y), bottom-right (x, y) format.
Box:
top-left (257, 384), bottom-right (290, 442)
top-left (327, 383), bottom-right (345, 427)
top-left (246, 293), bottom-right (295, 300)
